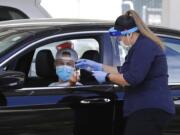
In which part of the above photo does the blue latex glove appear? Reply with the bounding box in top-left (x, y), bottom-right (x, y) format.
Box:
top-left (76, 59), bottom-right (102, 71)
top-left (92, 71), bottom-right (107, 84)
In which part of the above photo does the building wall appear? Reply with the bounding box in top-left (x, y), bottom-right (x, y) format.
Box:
top-left (41, 0), bottom-right (180, 29)
top-left (169, 0), bottom-right (180, 29)
top-left (41, 0), bottom-right (122, 21)
top-left (162, 0), bottom-right (180, 29)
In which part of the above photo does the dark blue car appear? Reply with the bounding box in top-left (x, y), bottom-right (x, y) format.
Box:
top-left (0, 19), bottom-right (179, 135)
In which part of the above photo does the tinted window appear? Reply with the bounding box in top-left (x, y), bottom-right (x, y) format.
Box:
top-left (0, 27), bottom-right (52, 57)
top-left (0, 30), bottom-right (32, 54)
top-left (163, 37), bottom-right (180, 83)
top-left (0, 6), bottom-right (29, 21)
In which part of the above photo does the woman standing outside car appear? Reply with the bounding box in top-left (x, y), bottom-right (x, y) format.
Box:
top-left (76, 10), bottom-right (175, 135)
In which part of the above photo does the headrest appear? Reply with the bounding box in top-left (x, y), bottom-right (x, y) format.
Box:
top-left (81, 50), bottom-right (100, 62)
top-left (80, 50), bottom-right (100, 85)
top-left (35, 50), bottom-right (56, 78)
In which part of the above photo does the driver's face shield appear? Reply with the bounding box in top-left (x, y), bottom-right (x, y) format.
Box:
top-left (55, 58), bottom-right (75, 68)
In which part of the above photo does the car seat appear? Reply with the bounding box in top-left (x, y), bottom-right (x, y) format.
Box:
top-left (79, 50), bottom-right (100, 85)
top-left (34, 49), bottom-right (57, 86)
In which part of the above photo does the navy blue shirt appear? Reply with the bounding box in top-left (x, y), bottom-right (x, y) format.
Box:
top-left (120, 34), bottom-right (175, 116)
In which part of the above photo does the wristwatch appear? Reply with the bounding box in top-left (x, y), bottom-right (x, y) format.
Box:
top-left (105, 73), bottom-right (111, 82)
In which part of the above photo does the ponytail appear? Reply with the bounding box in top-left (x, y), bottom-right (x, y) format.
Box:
top-left (126, 10), bottom-right (164, 49)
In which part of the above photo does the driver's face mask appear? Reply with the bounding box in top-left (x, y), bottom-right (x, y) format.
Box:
top-left (56, 65), bottom-right (74, 82)
top-left (55, 59), bottom-right (75, 82)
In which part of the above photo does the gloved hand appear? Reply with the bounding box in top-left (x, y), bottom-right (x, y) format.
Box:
top-left (76, 59), bottom-right (102, 71)
top-left (92, 71), bottom-right (107, 84)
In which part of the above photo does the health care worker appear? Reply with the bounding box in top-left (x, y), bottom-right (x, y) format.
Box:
top-left (76, 10), bottom-right (175, 135)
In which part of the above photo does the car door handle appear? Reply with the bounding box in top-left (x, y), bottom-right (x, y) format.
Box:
top-left (173, 96), bottom-right (180, 101)
top-left (80, 98), bottom-right (111, 104)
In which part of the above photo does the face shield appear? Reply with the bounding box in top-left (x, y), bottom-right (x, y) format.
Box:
top-left (55, 58), bottom-right (75, 68)
top-left (108, 27), bottom-right (138, 66)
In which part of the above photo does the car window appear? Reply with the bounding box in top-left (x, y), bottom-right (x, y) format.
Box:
top-left (0, 6), bottom-right (29, 21)
top-left (0, 30), bottom-right (32, 54)
top-left (28, 38), bottom-right (99, 77)
top-left (163, 37), bottom-right (180, 83)
top-left (0, 27), bottom-right (53, 58)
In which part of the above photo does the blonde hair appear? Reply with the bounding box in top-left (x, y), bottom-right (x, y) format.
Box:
top-left (126, 10), bottom-right (164, 49)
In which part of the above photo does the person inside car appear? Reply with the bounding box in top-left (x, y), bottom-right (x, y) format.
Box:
top-left (49, 42), bottom-right (81, 87)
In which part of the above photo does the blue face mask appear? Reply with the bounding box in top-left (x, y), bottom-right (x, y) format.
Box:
top-left (56, 65), bottom-right (74, 82)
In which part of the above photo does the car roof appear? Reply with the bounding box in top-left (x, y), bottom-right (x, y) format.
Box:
top-left (0, 18), bottom-right (113, 28)
top-left (0, 18), bottom-right (179, 38)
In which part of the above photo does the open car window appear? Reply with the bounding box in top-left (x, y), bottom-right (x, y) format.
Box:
top-left (26, 38), bottom-right (100, 87)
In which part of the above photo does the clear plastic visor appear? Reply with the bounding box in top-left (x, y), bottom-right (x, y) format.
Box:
top-left (108, 27), bottom-right (138, 66)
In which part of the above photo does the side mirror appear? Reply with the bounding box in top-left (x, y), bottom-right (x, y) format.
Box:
top-left (0, 70), bottom-right (25, 90)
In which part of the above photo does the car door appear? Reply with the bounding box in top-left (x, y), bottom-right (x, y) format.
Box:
top-left (160, 36), bottom-right (180, 134)
top-left (0, 85), bottom-right (116, 135)
top-left (0, 31), bottom-right (118, 135)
